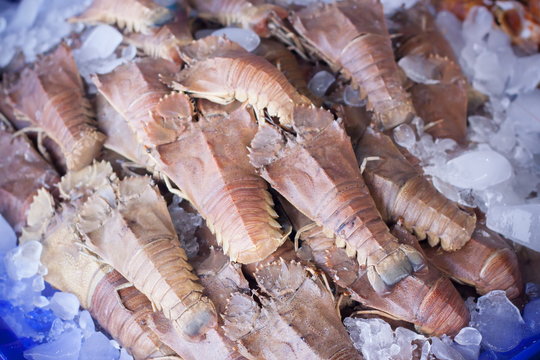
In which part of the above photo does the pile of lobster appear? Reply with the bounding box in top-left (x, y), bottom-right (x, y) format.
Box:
top-left (0, 0), bottom-right (530, 358)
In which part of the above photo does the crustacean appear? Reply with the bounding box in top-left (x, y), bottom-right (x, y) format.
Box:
top-left (124, 8), bottom-right (193, 64)
top-left (249, 105), bottom-right (426, 293)
top-left (95, 60), bottom-right (287, 264)
top-left (355, 129), bottom-right (476, 251)
top-left (166, 36), bottom-right (312, 127)
top-left (223, 259), bottom-right (362, 359)
top-left (21, 189), bottom-right (179, 360)
top-left (0, 120), bottom-right (59, 233)
top-left (289, 0), bottom-right (416, 129)
top-left (70, 0), bottom-right (173, 34)
top-left (3, 44), bottom-right (105, 171)
top-left (392, 4), bottom-right (469, 143)
top-left (188, 0), bottom-right (287, 37)
top-left (423, 219), bottom-right (523, 299)
top-left (70, 163), bottom-right (217, 340)
top-left (282, 197), bottom-right (469, 336)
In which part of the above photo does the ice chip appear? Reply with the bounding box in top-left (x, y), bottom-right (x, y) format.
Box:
top-left (49, 292), bottom-right (80, 321)
top-left (507, 90), bottom-right (540, 155)
top-left (470, 290), bottom-right (527, 352)
top-left (431, 337), bottom-right (465, 360)
top-left (462, 6), bottom-right (493, 44)
top-left (393, 124), bottom-right (417, 149)
top-left (454, 327), bottom-right (482, 346)
top-left (443, 149), bottom-right (513, 190)
top-left (435, 11), bottom-right (464, 56)
top-left (524, 298), bottom-right (540, 336)
top-left (74, 25), bottom-right (123, 62)
top-left (452, 327), bottom-right (482, 360)
top-left (212, 27), bottom-right (261, 52)
top-left (0, 17), bottom-right (7, 34)
top-left (308, 70), bottom-right (335, 97)
top-left (79, 332), bottom-right (120, 360)
top-left (24, 328), bottom-right (82, 360)
top-left (343, 85), bottom-right (366, 107)
top-left (486, 204), bottom-right (540, 251)
top-left (398, 55), bottom-right (441, 84)
top-left (4, 241), bottom-right (43, 281)
top-left (0, 215), bottom-right (17, 254)
top-left (78, 310), bottom-right (95, 338)
top-left (7, 0), bottom-right (44, 32)
top-left (507, 54), bottom-right (540, 95)
top-left (526, 283), bottom-right (540, 300)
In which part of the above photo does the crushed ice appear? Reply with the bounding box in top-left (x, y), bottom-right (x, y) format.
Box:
top-left (0, 0), bottom-right (91, 67)
top-left (393, 7), bottom-right (540, 252)
top-left (346, 290), bottom-right (540, 360)
top-left (0, 214), bottom-right (125, 359)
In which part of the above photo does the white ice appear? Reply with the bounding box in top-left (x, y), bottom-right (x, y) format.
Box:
top-left (398, 55), bottom-right (441, 84)
top-left (212, 27), bottom-right (261, 52)
top-left (73, 25), bottom-right (123, 63)
top-left (343, 85), bottom-right (366, 107)
top-left (308, 70), bottom-right (335, 97)
top-left (4, 240), bottom-right (42, 281)
top-left (79, 332), bottom-right (120, 360)
top-left (0, 214), bottom-right (16, 254)
top-left (486, 204), bottom-right (540, 252)
top-left (453, 327), bottom-right (482, 360)
top-left (469, 290), bottom-right (527, 352)
top-left (78, 310), bottom-right (95, 339)
top-left (442, 148), bottom-right (513, 190)
top-left (24, 328), bottom-right (82, 360)
top-left (393, 123), bottom-right (417, 149)
top-left (524, 298), bottom-right (540, 336)
top-left (49, 292), bottom-right (80, 321)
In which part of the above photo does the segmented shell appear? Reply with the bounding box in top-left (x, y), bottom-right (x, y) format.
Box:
top-left (290, 0), bottom-right (416, 129)
top-left (5, 44), bottom-right (105, 171)
top-left (356, 129), bottom-right (476, 251)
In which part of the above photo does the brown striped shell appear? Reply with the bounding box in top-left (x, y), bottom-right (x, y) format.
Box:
top-left (5, 44), bottom-right (105, 171)
top-left (249, 105), bottom-right (425, 292)
top-left (223, 259), bottom-right (362, 359)
top-left (355, 129), bottom-right (476, 251)
top-left (290, 0), bottom-right (416, 130)
top-left (70, 0), bottom-right (173, 33)
top-left (0, 122), bottom-right (59, 233)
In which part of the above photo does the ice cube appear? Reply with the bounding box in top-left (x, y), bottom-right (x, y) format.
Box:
top-left (49, 292), bottom-right (80, 321)
top-left (78, 310), bottom-right (95, 338)
top-left (442, 149), bottom-right (513, 190)
top-left (398, 55), bottom-right (441, 84)
top-left (507, 54), bottom-right (540, 95)
top-left (24, 328), bottom-right (82, 360)
top-left (462, 6), bottom-right (493, 45)
top-left (435, 11), bottom-right (464, 56)
top-left (526, 283), bottom-right (540, 300)
top-left (486, 204), bottom-right (540, 252)
top-left (79, 332), bottom-right (120, 360)
top-left (343, 86), bottom-right (366, 107)
top-left (0, 215), bottom-right (17, 254)
top-left (7, 0), bottom-right (44, 32)
top-left (524, 298), bottom-right (540, 336)
top-left (4, 241), bottom-right (43, 281)
top-left (380, 0), bottom-right (419, 15)
top-left (470, 290), bottom-right (527, 352)
top-left (212, 27), bottom-right (260, 52)
top-left (308, 71), bottom-right (335, 97)
top-left (393, 124), bottom-right (417, 149)
top-left (74, 25), bottom-right (123, 62)
top-left (431, 337), bottom-right (465, 360)
top-left (507, 90), bottom-right (540, 155)
top-left (452, 327), bottom-right (482, 360)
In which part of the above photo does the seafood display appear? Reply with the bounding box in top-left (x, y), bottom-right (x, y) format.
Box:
top-left (0, 0), bottom-right (536, 358)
